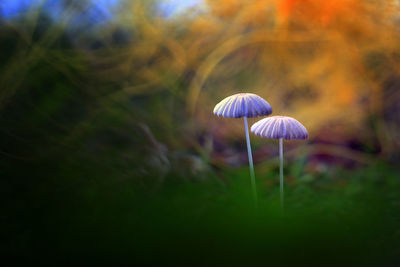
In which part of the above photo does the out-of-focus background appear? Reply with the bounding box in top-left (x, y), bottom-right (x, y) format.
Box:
top-left (1, 0), bottom-right (400, 265)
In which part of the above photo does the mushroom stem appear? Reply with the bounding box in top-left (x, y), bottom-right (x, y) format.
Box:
top-left (244, 116), bottom-right (257, 208)
top-left (279, 137), bottom-right (284, 214)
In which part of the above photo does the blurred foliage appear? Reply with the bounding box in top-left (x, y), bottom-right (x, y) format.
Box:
top-left (2, 0), bottom-right (400, 161)
top-left (1, 0), bottom-right (400, 264)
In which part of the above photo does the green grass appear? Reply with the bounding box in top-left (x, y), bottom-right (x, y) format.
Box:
top-left (3, 161), bottom-right (400, 266)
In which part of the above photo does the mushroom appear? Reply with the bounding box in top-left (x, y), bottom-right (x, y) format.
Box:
top-left (250, 116), bottom-right (308, 212)
top-left (213, 93), bottom-right (272, 206)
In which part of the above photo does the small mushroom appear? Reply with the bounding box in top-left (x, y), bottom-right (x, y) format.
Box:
top-left (251, 116), bottom-right (308, 212)
top-left (213, 93), bottom-right (272, 206)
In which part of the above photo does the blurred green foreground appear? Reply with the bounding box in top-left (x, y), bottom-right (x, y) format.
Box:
top-left (3, 160), bottom-right (400, 265)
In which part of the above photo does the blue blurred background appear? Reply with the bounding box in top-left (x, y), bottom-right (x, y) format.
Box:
top-left (0, 0), bottom-right (202, 19)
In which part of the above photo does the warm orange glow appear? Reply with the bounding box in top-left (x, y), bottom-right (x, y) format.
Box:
top-left (88, 0), bottom-right (400, 153)
top-left (278, 0), bottom-right (360, 26)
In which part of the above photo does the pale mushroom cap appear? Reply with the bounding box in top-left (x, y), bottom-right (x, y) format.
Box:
top-left (251, 116), bottom-right (308, 140)
top-left (213, 93), bottom-right (272, 118)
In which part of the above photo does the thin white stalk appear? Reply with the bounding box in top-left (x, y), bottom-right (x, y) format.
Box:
top-left (279, 138), bottom-right (284, 214)
top-left (244, 116), bottom-right (257, 208)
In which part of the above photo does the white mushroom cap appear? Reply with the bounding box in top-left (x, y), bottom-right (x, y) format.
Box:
top-left (251, 116), bottom-right (308, 140)
top-left (213, 93), bottom-right (272, 118)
